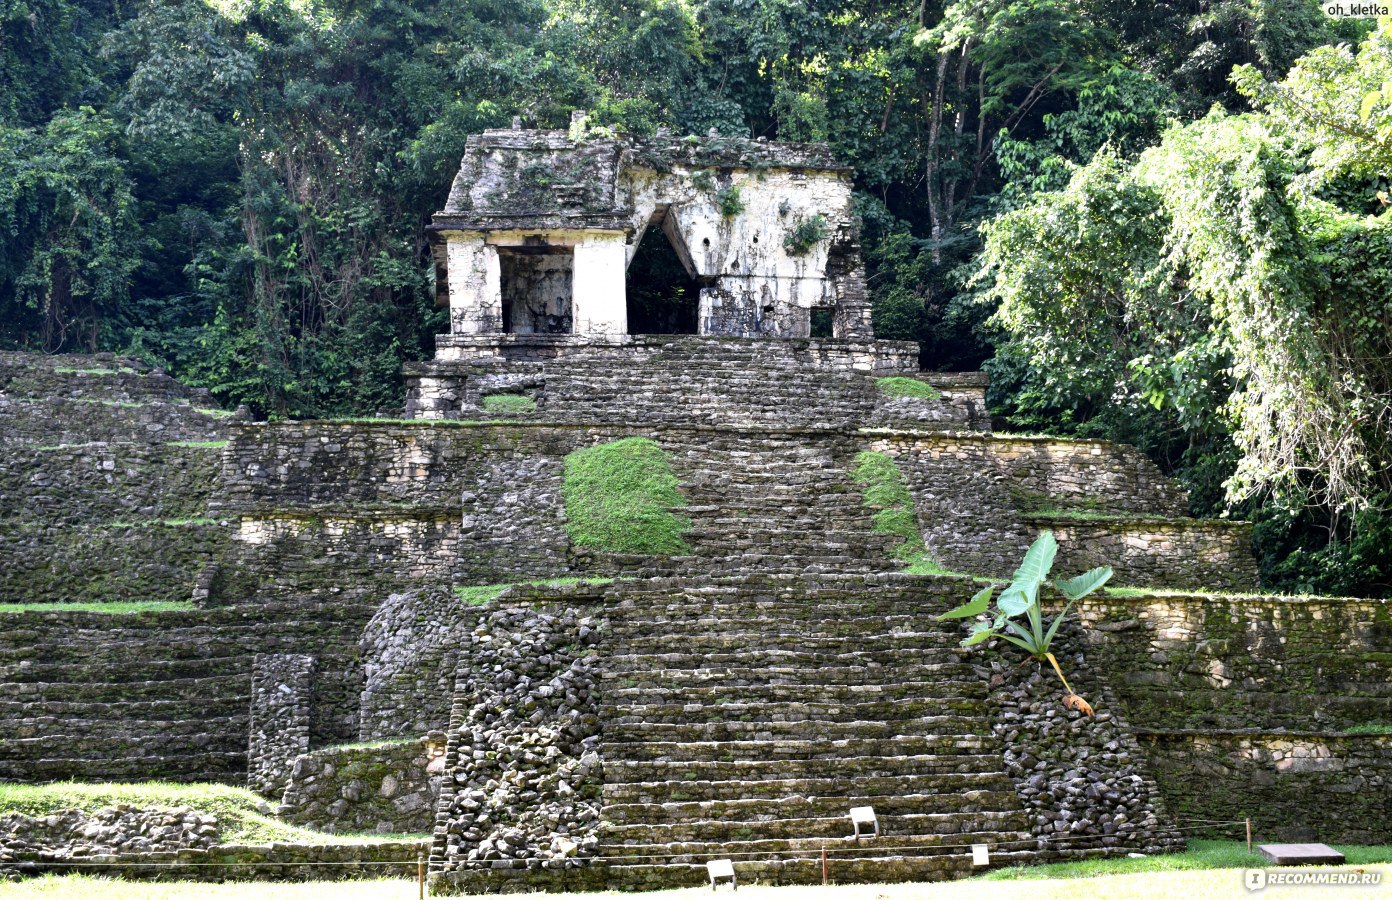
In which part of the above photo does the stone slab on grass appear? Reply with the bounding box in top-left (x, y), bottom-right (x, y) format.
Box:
top-left (1258, 843), bottom-right (1346, 865)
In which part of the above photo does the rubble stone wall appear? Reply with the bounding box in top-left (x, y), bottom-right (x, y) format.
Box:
top-left (279, 734), bottom-right (447, 834)
top-left (1136, 731), bottom-right (1392, 844)
top-left (248, 654), bottom-right (315, 796)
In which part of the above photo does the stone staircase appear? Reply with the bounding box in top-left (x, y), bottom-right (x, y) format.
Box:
top-left (0, 601), bottom-right (375, 783)
top-left (590, 581), bottom-right (1034, 887)
top-left (661, 436), bottom-right (898, 576)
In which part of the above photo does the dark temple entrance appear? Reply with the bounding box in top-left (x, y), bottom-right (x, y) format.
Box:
top-left (626, 212), bottom-right (700, 335)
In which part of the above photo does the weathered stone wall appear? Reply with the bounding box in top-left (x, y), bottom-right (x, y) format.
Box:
top-left (868, 373), bottom-right (991, 432)
top-left (5, 836), bottom-right (428, 882)
top-left (0, 442), bottom-right (222, 524)
top-left (986, 636), bottom-right (1183, 855)
top-left (0, 806), bottom-right (220, 877)
top-left (431, 605), bottom-right (603, 877)
top-left (248, 654), bottom-right (315, 796)
top-left (0, 521), bottom-right (229, 605)
top-left (1074, 593), bottom-right (1392, 731)
top-left (0, 601), bottom-right (372, 783)
top-left (358, 589), bottom-right (486, 740)
top-left (1137, 731), bottom-right (1392, 844)
top-left (0, 352), bottom-right (234, 606)
top-left (279, 734), bottom-right (447, 834)
top-left (1069, 592), bottom-right (1392, 842)
top-left (1044, 518), bottom-right (1258, 592)
top-left (406, 336), bottom-right (927, 428)
top-left (866, 433), bottom-right (1254, 590)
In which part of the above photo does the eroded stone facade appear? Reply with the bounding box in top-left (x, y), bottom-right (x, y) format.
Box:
top-left (429, 124), bottom-right (872, 341)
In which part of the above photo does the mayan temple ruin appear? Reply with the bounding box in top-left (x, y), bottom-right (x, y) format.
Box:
top-left (0, 124), bottom-right (1389, 892)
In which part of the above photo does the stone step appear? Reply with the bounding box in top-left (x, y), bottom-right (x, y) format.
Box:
top-left (0, 694), bottom-right (248, 720)
top-left (603, 697), bottom-right (989, 726)
top-left (0, 674), bottom-right (247, 703)
top-left (605, 649), bottom-right (965, 673)
top-left (602, 790), bottom-right (1024, 826)
top-left (601, 734), bottom-right (991, 763)
top-left (597, 829), bottom-right (1034, 861)
top-left (601, 809), bottom-right (1031, 845)
top-left (0, 752), bottom-right (246, 782)
top-left (604, 752), bottom-right (1006, 783)
top-left (604, 715), bottom-right (989, 744)
top-left (604, 680), bottom-right (988, 708)
top-left (0, 655), bottom-right (257, 683)
top-left (600, 661), bottom-right (978, 689)
top-left (601, 770), bottom-right (1015, 804)
top-left (606, 614), bottom-right (968, 637)
top-left (615, 631), bottom-right (963, 651)
top-left (0, 728), bottom-right (246, 758)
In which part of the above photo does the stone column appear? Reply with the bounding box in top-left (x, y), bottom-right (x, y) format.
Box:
top-left (444, 233), bottom-right (502, 334)
top-left (570, 232), bottom-right (628, 336)
top-left (247, 653), bottom-right (314, 797)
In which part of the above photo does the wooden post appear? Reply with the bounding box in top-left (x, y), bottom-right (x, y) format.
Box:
top-left (1246, 819), bottom-right (1253, 853)
top-left (821, 844), bottom-right (828, 885)
top-left (419, 853), bottom-right (426, 900)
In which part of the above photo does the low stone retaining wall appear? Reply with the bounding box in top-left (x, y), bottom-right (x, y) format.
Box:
top-left (279, 734), bottom-right (447, 834)
top-left (5, 840), bottom-right (429, 882)
top-left (0, 520), bottom-right (230, 604)
top-left (1074, 593), bottom-right (1392, 731)
top-left (1137, 730), bottom-right (1392, 844)
top-left (1043, 517), bottom-right (1258, 592)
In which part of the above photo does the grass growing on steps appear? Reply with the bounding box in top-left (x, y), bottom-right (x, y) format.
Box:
top-left (317, 737), bottom-right (419, 752)
top-left (1344, 723), bottom-right (1392, 735)
top-left (0, 601), bottom-right (195, 614)
top-left (481, 393), bottom-right (537, 413)
top-left (873, 376), bottom-right (941, 401)
top-left (852, 451), bottom-right (946, 574)
top-left (0, 782), bottom-right (418, 845)
top-left (562, 437), bottom-right (690, 555)
top-left (453, 577), bottom-right (616, 607)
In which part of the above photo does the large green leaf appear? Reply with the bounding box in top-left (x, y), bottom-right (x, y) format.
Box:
top-left (1010, 531), bottom-right (1058, 594)
top-left (997, 586), bottom-right (1031, 617)
top-left (961, 626), bottom-right (996, 647)
top-left (1055, 566), bottom-right (1113, 600)
top-left (939, 586), bottom-right (993, 620)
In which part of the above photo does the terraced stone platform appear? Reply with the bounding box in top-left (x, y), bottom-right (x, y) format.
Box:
top-left (430, 577), bottom-right (1182, 893)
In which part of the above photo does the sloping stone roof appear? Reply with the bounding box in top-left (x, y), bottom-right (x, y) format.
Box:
top-left (432, 128), bottom-right (848, 232)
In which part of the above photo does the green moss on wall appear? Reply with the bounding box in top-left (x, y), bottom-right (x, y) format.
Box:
top-left (481, 393), bottom-right (537, 414)
top-left (853, 450), bottom-right (945, 572)
top-left (562, 437), bottom-right (690, 555)
top-left (874, 376), bottom-right (942, 401)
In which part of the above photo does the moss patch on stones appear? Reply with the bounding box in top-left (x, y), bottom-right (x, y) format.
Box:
top-left (481, 393), bottom-right (537, 414)
top-left (562, 437), bottom-right (690, 555)
top-left (0, 601), bottom-right (195, 614)
top-left (853, 450), bottom-right (946, 573)
top-left (874, 376), bottom-right (942, 401)
top-left (0, 782), bottom-right (328, 844)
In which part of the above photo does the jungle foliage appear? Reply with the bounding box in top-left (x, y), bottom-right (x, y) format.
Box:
top-left (0, 0), bottom-right (1386, 593)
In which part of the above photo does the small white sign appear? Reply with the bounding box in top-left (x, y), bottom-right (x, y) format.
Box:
top-left (707, 859), bottom-right (735, 879)
top-left (972, 843), bottom-right (990, 866)
top-left (849, 807), bottom-right (876, 825)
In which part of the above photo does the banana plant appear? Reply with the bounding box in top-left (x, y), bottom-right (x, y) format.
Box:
top-left (940, 531), bottom-right (1111, 715)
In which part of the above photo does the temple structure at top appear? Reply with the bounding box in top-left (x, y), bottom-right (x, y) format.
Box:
top-left (426, 114), bottom-right (874, 346)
